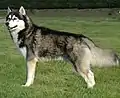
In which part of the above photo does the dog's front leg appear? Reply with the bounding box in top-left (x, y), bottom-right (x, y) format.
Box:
top-left (22, 58), bottom-right (38, 87)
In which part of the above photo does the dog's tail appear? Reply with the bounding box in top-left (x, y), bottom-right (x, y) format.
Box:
top-left (90, 47), bottom-right (120, 67)
top-left (81, 36), bottom-right (120, 67)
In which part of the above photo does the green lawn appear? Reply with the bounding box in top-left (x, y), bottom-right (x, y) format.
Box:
top-left (0, 9), bottom-right (120, 98)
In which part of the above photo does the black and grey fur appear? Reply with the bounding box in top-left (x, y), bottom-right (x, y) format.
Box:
top-left (5, 6), bottom-right (120, 88)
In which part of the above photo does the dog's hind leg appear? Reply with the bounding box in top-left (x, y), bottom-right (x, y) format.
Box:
top-left (78, 68), bottom-right (95, 88)
top-left (70, 46), bottom-right (95, 88)
top-left (77, 47), bottom-right (95, 88)
top-left (22, 58), bottom-right (38, 87)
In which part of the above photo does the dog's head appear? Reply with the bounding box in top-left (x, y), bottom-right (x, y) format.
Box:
top-left (5, 6), bottom-right (28, 32)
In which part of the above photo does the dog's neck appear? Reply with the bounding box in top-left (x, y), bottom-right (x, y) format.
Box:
top-left (10, 29), bottom-right (22, 46)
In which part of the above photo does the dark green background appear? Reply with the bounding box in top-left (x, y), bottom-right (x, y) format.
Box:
top-left (0, 0), bottom-right (120, 9)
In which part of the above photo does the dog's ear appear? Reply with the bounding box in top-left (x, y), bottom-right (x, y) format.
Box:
top-left (19, 6), bottom-right (26, 15)
top-left (7, 7), bottom-right (12, 14)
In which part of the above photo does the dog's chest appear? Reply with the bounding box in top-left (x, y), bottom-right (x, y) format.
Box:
top-left (11, 32), bottom-right (26, 58)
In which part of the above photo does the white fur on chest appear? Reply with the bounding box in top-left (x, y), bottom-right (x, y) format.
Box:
top-left (11, 31), bottom-right (26, 58)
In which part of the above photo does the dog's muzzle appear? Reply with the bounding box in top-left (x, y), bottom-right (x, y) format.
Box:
top-left (8, 25), bottom-right (17, 30)
top-left (5, 22), bottom-right (17, 30)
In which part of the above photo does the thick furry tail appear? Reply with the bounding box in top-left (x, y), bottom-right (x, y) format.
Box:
top-left (81, 36), bottom-right (120, 67)
top-left (90, 48), bottom-right (120, 67)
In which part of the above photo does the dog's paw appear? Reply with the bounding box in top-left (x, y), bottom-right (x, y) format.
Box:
top-left (87, 81), bottom-right (95, 89)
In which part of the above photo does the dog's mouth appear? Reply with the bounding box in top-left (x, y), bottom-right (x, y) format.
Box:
top-left (8, 25), bottom-right (17, 31)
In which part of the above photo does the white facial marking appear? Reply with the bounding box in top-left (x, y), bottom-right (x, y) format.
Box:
top-left (8, 14), bottom-right (25, 32)
top-left (8, 15), bottom-right (11, 19)
top-left (12, 15), bottom-right (16, 19)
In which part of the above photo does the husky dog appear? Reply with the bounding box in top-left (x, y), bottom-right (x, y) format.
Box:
top-left (5, 6), bottom-right (120, 88)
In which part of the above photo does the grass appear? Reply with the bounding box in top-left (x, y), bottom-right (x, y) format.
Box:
top-left (0, 9), bottom-right (120, 98)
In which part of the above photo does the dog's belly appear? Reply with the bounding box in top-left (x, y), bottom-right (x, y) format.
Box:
top-left (39, 56), bottom-right (63, 62)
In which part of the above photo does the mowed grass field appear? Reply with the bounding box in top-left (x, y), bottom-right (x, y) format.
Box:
top-left (1, 9), bottom-right (120, 98)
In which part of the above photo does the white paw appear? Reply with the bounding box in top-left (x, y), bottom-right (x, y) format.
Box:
top-left (87, 81), bottom-right (95, 89)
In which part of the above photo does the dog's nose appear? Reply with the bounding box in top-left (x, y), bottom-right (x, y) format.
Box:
top-left (5, 22), bottom-right (9, 26)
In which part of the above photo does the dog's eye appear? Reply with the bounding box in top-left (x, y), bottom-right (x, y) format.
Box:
top-left (13, 18), bottom-right (17, 20)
